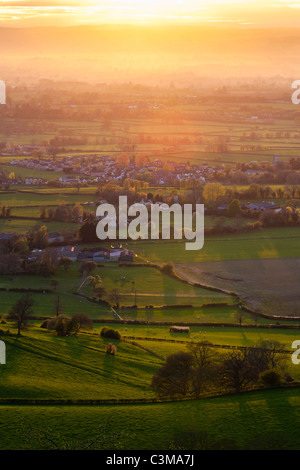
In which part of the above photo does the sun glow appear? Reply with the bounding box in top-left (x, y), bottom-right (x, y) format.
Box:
top-left (0, 0), bottom-right (298, 26)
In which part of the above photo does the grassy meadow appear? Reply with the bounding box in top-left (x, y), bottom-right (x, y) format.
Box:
top-left (0, 325), bottom-right (300, 450)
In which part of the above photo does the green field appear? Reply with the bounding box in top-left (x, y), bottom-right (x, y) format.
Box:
top-left (0, 218), bottom-right (79, 233)
top-left (0, 263), bottom-right (232, 312)
top-left (127, 227), bottom-right (300, 264)
top-left (0, 326), bottom-right (299, 450)
top-left (99, 323), bottom-right (300, 351)
top-left (0, 190), bottom-right (96, 207)
top-left (0, 387), bottom-right (299, 450)
top-left (0, 328), bottom-right (162, 401)
top-left (3, 164), bottom-right (65, 180)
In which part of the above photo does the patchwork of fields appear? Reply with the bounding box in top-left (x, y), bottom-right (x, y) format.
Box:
top-left (176, 258), bottom-right (300, 317)
top-left (0, 94), bottom-right (300, 450)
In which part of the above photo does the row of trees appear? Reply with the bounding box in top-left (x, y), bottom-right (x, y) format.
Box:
top-left (6, 293), bottom-right (94, 337)
top-left (96, 181), bottom-right (300, 213)
top-left (40, 203), bottom-right (84, 222)
top-left (260, 207), bottom-right (300, 227)
top-left (6, 294), bottom-right (121, 346)
top-left (42, 313), bottom-right (93, 337)
top-left (151, 341), bottom-right (289, 398)
top-left (204, 181), bottom-right (300, 205)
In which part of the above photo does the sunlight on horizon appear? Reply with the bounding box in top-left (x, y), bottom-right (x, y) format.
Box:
top-left (0, 0), bottom-right (298, 26)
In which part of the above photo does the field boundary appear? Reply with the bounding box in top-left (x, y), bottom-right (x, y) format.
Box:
top-left (0, 383), bottom-right (299, 406)
top-left (123, 336), bottom-right (294, 354)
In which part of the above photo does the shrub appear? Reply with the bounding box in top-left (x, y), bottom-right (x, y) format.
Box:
top-left (100, 327), bottom-right (121, 340)
top-left (40, 320), bottom-right (48, 329)
top-left (41, 315), bottom-right (70, 331)
top-left (55, 317), bottom-right (71, 337)
top-left (160, 262), bottom-right (175, 276)
top-left (259, 370), bottom-right (282, 386)
top-left (228, 199), bottom-right (241, 217)
top-left (284, 373), bottom-right (294, 383)
top-left (72, 313), bottom-right (93, 331)
top-left (246, 221), bottom-right (263, 231)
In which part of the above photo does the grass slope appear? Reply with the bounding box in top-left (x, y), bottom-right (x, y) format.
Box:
top-left (0, 387), bottom-right (299, 449)
top-left (0, 329), bottom-right (162, 400)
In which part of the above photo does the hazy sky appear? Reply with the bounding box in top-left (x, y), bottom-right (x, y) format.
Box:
top-left (1, 0), bottom-right (300, 27)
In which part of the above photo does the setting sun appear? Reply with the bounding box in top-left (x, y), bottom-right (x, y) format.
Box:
top-left (0, 0), bottom-right (299, 27)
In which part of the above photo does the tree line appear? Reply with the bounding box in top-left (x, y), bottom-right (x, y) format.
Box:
top-left (150, 341), bottom-right (291, 398)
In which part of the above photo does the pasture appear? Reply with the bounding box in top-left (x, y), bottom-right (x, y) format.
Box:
top-left (127, 227), bottom-right (300, 264)
top-left (0, 190), bottom-right (96, 207)
top-left (0, 388), bottom-right (300, 450)
top-left (176, 258), bottom-right (300, 317)
top-left (0, 218), bottom-right (78, 233)
top-left (0, 328), bottom-right (162, 401)
top-left (0, 324), bottom-right (299, 450)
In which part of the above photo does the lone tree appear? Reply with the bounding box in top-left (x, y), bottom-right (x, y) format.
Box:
top-left (72, 313), bottom-right (93, 333)
top-left (228, 199), bottom-right (241, 217)
top-left (79, 261), bottom-right (97, 277)
top-left (53, 295), bottom-right (63, 317)
top-left (234, 310), bottom-right (245, 326)
top-left (8, 294), bottom-right (34, 336)
top-left (59, 257), bottom-right (73, 272)
top-left (109, 288), bottom-right (123, 310)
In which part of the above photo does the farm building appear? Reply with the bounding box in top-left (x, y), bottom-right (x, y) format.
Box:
top-left (119, 250), bottom-right (134, 262)
top-left (169, 326), bottom-right (190, 333)
top-left (58, 245), bottom-right (80, 262)
top-left (245, 201), bottom-right (281, 211)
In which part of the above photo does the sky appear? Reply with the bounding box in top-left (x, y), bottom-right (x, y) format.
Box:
top-left (0, 0), bottom-right (300, 27)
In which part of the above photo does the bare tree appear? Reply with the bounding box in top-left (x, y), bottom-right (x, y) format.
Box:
top-left (53, 295), bottom-right (63, 317)
top-left (109, 288), bottom-right (123, 309)
top-left (234, 310), bottom-right (245, 326)
top-left (8, 294), bottom-right (34, 336)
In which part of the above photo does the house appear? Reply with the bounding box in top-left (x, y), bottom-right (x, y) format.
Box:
top-left (0, 232), bottom-right (17, 248)
top-left (77, 250), bottom-right (96, 262)
top-left (0, 232), bottom-right (16, 242)
top-left (48, 232), bottom-right (64, 244)
top-left (109, 249), bottom-right (122, 262)
top-left (217, 204), bottom-right (229, 211)
top-left (59, 176), bottom-right (78, 186)
top-left (245, 202), bottom-right (281, 212)
top-left (58, 246), bottom-right (80, 262)
top-left (119, 250), bottom-right (134, 263)
top-left (93, 249), bottom-right (110, 262)
top-left (77, 248), bottom-right (110, 262)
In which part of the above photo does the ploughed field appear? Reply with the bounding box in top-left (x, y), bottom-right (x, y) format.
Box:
top-left (176, 258), bottom-right (300, 317)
